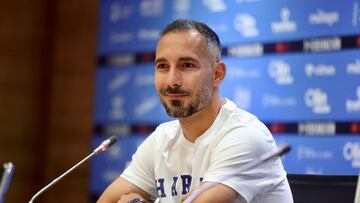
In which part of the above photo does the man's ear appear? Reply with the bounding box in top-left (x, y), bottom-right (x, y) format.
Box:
top-left (213, 61), bottom-right (226, 86)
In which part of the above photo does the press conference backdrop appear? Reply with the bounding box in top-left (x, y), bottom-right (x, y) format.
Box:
top-left (90, 0), bottom-right (360, 197)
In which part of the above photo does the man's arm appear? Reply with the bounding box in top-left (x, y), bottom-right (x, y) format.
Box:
top-left (181, 183), bottom-right (246, 203)
top-left (97, 177), bottom-right (151, 203)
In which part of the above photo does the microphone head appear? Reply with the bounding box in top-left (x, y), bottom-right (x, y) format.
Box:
top-left (277, 144), bottom-right (291, 157)
top-left (94, 135), bottom-right (118, 154)
top-left (107, 135), bottom-right (118, 148)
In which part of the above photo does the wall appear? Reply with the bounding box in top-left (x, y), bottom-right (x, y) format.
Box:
top-left (0, 0), bottom-right (98, 202)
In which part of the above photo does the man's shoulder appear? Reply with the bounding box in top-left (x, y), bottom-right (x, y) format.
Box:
top-left (156, 119), bottom-right (180, 131)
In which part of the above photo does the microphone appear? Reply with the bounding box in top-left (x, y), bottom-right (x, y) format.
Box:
top-left (183, 144), bottom-right (291, 203)
top-left (28, 135), bottom-right (118, 203)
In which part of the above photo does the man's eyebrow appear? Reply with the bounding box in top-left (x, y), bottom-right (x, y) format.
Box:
top-left (155, 57), bottom-right (199, 64)
top-left (155, 58), bottom-right (167, 64)
top-left (178, 57), bottom-right (199, 63)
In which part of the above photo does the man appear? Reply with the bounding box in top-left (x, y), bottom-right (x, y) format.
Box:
top-left (97, 19), bottom-right (293, 203)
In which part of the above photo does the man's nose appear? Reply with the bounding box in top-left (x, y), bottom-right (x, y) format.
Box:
top-left (167, 68), bottom-right (182, 87)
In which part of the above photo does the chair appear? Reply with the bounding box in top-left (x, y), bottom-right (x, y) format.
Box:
top-left (287, 174), bottom-right (357, 203)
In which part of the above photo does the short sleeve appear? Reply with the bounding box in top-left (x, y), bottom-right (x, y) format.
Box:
top-left (121, 133), bottom-right (158, 197)
top-left (202, 126), bottom-right (286, 203)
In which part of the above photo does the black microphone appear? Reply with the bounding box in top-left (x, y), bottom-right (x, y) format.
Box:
top-left (183, 144), bottom-right (291, 203)
top-left (28, 135), bottom-right (118, 203)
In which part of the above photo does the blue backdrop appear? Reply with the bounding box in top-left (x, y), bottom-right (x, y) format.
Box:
top-left (91, 0), bottom-right (360, 197)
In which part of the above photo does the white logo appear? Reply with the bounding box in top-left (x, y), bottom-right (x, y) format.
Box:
top-left (107, 54), bottom-right (135, 66)
top-left (268, 60), bottom-right (294, 85)
top-left (134, 97), bottom-right (158, 117)
top-left (305, 63), bottom-right (336, 77)
top-left (234, 13), bottom-right (259, 37)
top-left (109, 96), bottom-right (125, 119)
top-left (297, 145), bottom-right (333, 160)
top-left (305, 167), bottom-right (323, 175)
top-left (298, 122), bottom-right (336, 135)
top-left (110, 2), bottom-right (134, 22)
top-left (138, 29), bottom-right (160, 41)
top-left (308, 9), bottom-right (339, 26)
top-left (303, 37), bottom-right (341, 52)
top-left (139, 0), bottom-right (164, 17)
top-left (353, 1), bottom-right (360, 26)
top-left (271, 8), bottom-right (297, 33)
top-left (346, 86), bottom-right (360, 112)
top-left (227, 43), bottom-right (263, 57)
top-left (173, 0), bottom-right (190, 16)
top-left (202, 0), bottom-right (226, 12)
top-left (343, 142), bottom-right (360, 168)
top-left (304, 88), bottom-right (331, 114)
top-left (262, 94), bottom-right (296, 107)
top-left (135, 73), bottom-right (154, 86)
top-left (234, 87), bottom-right (251, 110)
top-left (108, 74), bottom-right (130, 92)
top-left (228, 67), bottom-right (260, 79)
top-left (110, 32), bottom-right (133, 43)
top-left (347, 59), bottom-right (360, 75)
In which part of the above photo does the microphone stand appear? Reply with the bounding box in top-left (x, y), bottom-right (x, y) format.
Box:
top-left (29, 152), bottom-right (95, 203)
top-left (29, 136), bottom-right (117, 203)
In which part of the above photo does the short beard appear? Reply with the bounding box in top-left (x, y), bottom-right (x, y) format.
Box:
top-left (160, 86), bottom-right (213, 118)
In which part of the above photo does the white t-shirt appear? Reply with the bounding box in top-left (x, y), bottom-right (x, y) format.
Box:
top-left (121, 99), bottom-right (293, 203)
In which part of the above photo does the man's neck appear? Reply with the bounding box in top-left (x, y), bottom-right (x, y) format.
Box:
top-left (179, 97), bottom-right (225, 143)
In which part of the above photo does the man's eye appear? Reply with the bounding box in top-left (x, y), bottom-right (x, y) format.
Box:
top-left (156, 64), bottom-right (168, 70)
top-left (183, 63), bottom-right (195, 68)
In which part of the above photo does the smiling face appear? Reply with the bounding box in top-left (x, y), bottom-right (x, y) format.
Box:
top-left (154, 30), bottom-right (217, 118)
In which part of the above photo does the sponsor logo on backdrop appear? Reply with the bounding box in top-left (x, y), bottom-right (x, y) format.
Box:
top-left (109, 96), bottom-right (125, 119)
top-left (305, 63), bottom-right (336, 77)
top-left (173, 0), bottom-right (190, 17)
top-left (134, 96), bottom-right (158, 117)
top-left (234, 13), bottom-right (259, 37)
top-left (108, 74), bottom-right (130, 92)
top-left (107, 54), bottom-right (136, 66)
top-left (202, 0), bottom-right (226, 12)
top-left (227, 67), bottom-right (260, 79)
top-left (139, 0), bottom-right (164, 17)
top-left (297, 145), bottom-right (333, 160)
top-left (234, 87), bottom-right (251, 110)
top-left (353, 1), bottom-right (360, 27)
top-left (308, 9), bottom-right (339, 26)
top-left (298, 122), bottom-right (336, 135)
top-left (303, 37), bottom-right (341, 52)
top-left (262, 94), bottom-right (296, 108)
top-left (268, 60), bottom-right (294, 85)
top-left (228, 43), bottom-right (263, 57)
top-left (343, 142), bottom-right (360, 168)
top-left (138, 29), bottom-right (160, 41)
top-left (110, 2), bottom-right (134, 22)
top-left (346, 86), bottom-right (360, 112)
top-left (110, 32), bottom-right (134, 43)
top-left (135, 73), bottom-right (154, 86)
top-left (305, 167), bottom-right (323, 175)
top-left (305, 88), bottom-right (331, 114)
top-left (271, 8), bottom-right (297, 33)
top-left (347, 58), bottom-right (360, 75)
